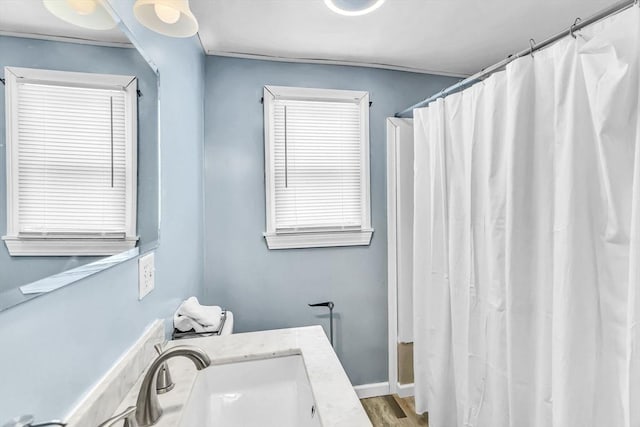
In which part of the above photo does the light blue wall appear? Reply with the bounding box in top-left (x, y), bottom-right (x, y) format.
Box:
top-left (203, 56), bottom-right (458, 385)
top-left (0, 35), bottom-right (159, 295)
top-left (0, 0), bottom-right (205, 420)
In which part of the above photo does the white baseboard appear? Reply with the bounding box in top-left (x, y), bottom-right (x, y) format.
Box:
top-left (396, 382), bottom-right (415, 398)
top-left (354, 382), bottom-right (390, 399)
top-left (354, 381), bottom-right (414, 399)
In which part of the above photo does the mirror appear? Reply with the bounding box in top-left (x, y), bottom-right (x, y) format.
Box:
top-left (0, 0), bottom-right (159, 311)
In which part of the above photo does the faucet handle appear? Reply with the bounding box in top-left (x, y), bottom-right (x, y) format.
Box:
top-left (2, 416), bottom-right (66, 427)
top-left (97, 406), bottom-right (137, 427)
top-left (154, 343), bottom-right (175, 394)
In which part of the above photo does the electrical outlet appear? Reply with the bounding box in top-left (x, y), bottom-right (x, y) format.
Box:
top-left (138, 252), bottom-right (155, 300)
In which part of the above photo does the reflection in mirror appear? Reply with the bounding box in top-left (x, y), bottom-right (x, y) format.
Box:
top-left (0, 0), bottom-right (159, 311)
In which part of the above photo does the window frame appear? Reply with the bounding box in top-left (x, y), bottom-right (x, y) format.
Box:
top-left (262, 85), bottom-right (373, 250)
top-left (3, 66), bottom-right (138, 256)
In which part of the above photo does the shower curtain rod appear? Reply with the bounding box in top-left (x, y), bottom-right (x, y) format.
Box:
top-left (395, 0), bottom-right (638, 118)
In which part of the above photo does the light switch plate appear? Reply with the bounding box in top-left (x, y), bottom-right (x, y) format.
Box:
top-left (138, 252), bottom-right (155, 300)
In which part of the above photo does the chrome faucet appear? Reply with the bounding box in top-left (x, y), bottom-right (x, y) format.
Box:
top-left (153, 343), bottom-right (175, 394)
top-left (98, 406), bottom-right (137, 427)
top-left (2, 416), bottom-right (65, 427)
top-left (135, 345), bottom-right (211, 426)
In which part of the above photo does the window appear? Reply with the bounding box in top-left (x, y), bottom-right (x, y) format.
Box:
top-left (3, 67), bottom-right (138, 256)
top-left (263, 85), bottom-right (373, 249)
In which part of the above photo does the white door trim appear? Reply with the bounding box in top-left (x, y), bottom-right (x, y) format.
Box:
top-left (387, 117), bottom-right (400, 394)
top-left (386, 117), bottom-right (413, 395)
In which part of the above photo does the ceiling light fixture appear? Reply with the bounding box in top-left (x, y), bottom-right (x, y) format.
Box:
top-left (133, 0), bottom-right (199, 38)
top-left (323, 0), bottom-right (386, 16)
top-left (154, 3), bottom-right (181, 24)
top-left (67, 0), bottom-right (97, 15)
top-left (42, 0), bottom-right (117, 30)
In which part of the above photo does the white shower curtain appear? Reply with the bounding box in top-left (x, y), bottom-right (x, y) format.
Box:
top-left (413, 6), bottom-right (640, 427)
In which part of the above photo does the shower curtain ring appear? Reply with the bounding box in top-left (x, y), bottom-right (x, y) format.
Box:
top-left (570, 17), bottom-right (582, 38)
top-left (529, 39), bottom-right (536, 58)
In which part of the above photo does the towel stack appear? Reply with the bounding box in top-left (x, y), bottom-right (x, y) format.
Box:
top-left (173, 297), bottom-right (224, 333)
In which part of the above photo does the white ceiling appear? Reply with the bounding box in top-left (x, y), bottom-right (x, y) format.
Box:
top-left (192, 0), bottom-right (615, 76)
top-left (0, 0), bottom-right (130, 46)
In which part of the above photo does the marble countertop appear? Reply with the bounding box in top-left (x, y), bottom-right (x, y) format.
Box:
top-left (111, 326), bottom-right (372, 427)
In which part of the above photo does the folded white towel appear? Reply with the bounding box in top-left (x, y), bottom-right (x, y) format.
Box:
top-left (178, 296), bottom-right (223, 326)
top-left (174, 314), bottom-right (219, 333)
top-left (173, 297), bottom-right (223, 333)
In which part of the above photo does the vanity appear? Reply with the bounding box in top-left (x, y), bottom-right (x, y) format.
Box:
top-left (66, 325), bottom-right (372, 427)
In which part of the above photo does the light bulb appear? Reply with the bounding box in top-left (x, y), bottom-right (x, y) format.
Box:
top-left (66, 0), bottom-right (97, 15)
top-left (154, 3), bottom-right (181, 24)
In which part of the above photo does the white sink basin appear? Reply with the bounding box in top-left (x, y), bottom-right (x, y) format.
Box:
top-left (179, 355), bottom-right (322, 427)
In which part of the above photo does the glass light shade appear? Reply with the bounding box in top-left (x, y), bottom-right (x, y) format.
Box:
top-left (42, 0), bottom-right (117, 30)
top-left (323, 0), bottom-right (386, 16)
top-left (134, 0), bottom-right (199, 38)
top-left (66, 0), bottom-right (97, 15)
top-left (154, 3), bottom-right (181, 24)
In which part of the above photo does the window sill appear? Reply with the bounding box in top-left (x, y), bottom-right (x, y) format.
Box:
top-left (2, 236), bottom-right (138, 256)
top-left (263, 229), bottom-right (373, 250)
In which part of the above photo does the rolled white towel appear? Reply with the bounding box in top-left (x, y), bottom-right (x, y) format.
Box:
top-left (173, 297), bottom-right (223, 333)
top-left (178, 297), bottom-right (223, 326)
top-left (173, 313), bottom-right (219, 333)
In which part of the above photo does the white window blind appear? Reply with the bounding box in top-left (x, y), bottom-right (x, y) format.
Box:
top-left (263, 86), bottom-right (373, 249)
top-left (272, 99), bottom-right (362, 231)
top-left (16, 82), bottom-right (127, 236)
top-left (3, 66), bottom-right (138, 256)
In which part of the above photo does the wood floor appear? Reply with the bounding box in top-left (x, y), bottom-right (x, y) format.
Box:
top-left (360, 394), bottom-right (428, 427)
